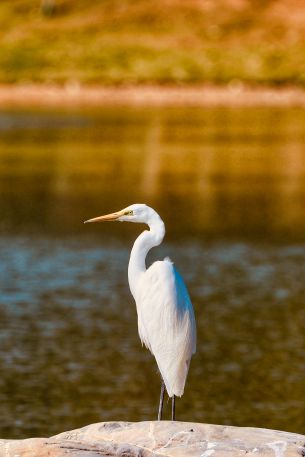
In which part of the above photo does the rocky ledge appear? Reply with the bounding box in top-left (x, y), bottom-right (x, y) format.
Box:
top-left (0, 421), bottom-right (304, 457)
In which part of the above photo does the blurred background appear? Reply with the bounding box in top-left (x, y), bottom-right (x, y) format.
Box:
top-left (0, 0), bottom-right (305, 85)
top-left (0, 0), bottom-right (305, 440)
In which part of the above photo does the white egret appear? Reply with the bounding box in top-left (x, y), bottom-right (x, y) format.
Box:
top-left (84, 204), bottom-right (196, 420)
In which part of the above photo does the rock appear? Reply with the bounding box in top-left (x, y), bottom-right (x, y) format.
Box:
top-left (0, 421), bottom-right (304, 456)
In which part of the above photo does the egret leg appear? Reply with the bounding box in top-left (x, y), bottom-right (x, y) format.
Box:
top-left (157, 381), bottom-right (165, 421)
top-left (171, 395), bottom-right (176, 421)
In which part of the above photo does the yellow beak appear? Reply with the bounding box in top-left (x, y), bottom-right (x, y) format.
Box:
top-left (84, 210), bottom-right (123, 224)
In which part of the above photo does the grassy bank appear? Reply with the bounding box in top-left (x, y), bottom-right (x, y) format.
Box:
top-left (0, 0), bottom-right (305, 86)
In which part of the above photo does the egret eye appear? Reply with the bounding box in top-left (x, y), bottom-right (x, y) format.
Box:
top-left (124, 210), bottom-right (133, 216)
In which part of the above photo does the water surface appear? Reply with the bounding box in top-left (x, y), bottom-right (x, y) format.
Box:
top-left (0, 106), bottom-right (305, 438)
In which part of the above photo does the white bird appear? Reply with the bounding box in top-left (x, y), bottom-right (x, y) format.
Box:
top-left (84, 204), bottom-right (196, 420)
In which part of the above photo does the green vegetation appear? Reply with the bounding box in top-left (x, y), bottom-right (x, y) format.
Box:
top-left (0, 0), bottom-right (305, 85)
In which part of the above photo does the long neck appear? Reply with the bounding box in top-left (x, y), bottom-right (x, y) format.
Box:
top-left (128, 217), bottom-right (165, 298)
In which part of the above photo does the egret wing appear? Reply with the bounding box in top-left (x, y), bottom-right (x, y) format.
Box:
top-left (135, 258), bottom-right (196, 397)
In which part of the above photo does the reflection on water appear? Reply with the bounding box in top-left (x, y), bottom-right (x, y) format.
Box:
top-left (1, 107), bottom-right (305, 240)
top-left (0, 107), bottom-right (305, 438)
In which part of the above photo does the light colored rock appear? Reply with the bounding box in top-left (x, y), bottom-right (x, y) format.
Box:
top-left (0, 421), bottom-right (304, 457)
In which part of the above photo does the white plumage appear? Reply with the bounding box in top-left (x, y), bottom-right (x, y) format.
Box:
top-left (85, 203), bottom-right (196, 419)
top-left (136, 259), bottom-right (196, 397)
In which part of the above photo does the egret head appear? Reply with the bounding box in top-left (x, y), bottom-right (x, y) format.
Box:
top-left (84, 204), bottom-right (160, 225)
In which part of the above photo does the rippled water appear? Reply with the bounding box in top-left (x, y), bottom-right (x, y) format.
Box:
top-left (0, 107), bottom-right (305, 438)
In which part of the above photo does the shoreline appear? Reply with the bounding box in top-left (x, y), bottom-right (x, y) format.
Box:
top-left (1, 83), bottom-right (305, 108)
